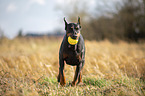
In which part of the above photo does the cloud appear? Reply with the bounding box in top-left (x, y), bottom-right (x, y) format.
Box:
top-left (29, 0), bottom-right (46, 5)
top-left (6, 3), bottom-right (17, 12)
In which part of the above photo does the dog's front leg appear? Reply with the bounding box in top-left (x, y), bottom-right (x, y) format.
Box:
top-left (72, 63), bottom-right (82, 86)
top-left (59, 58), bottom-right (66, 86)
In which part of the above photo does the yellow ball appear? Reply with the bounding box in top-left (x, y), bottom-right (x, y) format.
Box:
top-left (68, 36), bottom-right (78, 45)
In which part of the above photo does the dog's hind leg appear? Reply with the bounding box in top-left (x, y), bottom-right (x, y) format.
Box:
top-left (78, 71), bottom-right (82, 83)
top-left (78, 60), bottom-right (85, 85)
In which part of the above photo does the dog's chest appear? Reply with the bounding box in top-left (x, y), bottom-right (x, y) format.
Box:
top-left (65, 45), bottom-right (79, 56)
top-left (64, 45), bottom-right (81, 65)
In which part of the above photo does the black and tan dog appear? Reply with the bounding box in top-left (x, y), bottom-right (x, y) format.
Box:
top-left (58, 17), bottom-right (85, 86)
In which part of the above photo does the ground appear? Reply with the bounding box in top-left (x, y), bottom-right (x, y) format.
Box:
top-left (0, 37), bottom-right (145, 95)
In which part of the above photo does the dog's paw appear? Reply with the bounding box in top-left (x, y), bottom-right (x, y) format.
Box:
top-left (71, 82), bottom-right (77, 86)
top-left (77, 82), bottom-right (86, 86)
top-left (60, 82), bottom-right (66, 87)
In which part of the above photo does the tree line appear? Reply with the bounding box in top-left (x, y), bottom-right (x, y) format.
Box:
top-left (67, 0), bottom-right (145, 42)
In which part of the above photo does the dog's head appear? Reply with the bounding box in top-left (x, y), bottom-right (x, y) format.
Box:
top-left (64, 17), bottom-right (81, 40)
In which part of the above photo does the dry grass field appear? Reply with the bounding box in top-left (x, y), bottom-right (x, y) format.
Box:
top-left (0, 37), bottom-right (145, 96)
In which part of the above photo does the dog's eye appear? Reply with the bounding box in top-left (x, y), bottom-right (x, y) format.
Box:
top-left (75, 27), bottom-right (79, 30)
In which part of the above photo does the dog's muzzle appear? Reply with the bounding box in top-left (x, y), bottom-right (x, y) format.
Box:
top-left (72, 35), bottom-right (78, 39)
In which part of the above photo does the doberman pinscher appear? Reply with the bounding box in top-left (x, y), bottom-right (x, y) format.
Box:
top-left (58, 17), bottom-right (85, 86)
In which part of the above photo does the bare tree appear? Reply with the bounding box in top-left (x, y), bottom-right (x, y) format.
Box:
top-left (56, 0), bottom-right (145, 42)
top-left (0, 27), bottom-right (4, 38)
top-left (17, 29), bottom-right (23, 37)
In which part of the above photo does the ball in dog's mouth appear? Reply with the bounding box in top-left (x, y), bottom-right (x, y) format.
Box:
top-left (68, 36), bottom-right (78, 45)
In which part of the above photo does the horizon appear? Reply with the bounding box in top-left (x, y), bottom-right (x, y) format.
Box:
top-left (0, 0), bottom-right (121, 39)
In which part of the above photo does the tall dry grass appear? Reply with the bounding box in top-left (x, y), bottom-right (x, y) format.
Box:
top-left (0, 37), bottom-right (145, 95)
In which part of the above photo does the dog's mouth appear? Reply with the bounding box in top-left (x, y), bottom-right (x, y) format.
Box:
top-left (71, 35), bottom-right (78, 39)
top-left (68, 36), bottom-right (78, 45)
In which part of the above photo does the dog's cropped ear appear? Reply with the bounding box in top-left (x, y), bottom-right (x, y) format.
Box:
top-left (77, 17), bottom-right (80, 25)
top-left (77, 17), bottom-right (81, 29)
top-left (64, 17), bottom-right (68, 30)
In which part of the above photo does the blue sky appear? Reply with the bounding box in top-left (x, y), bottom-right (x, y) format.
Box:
top-left (0, 0), bottom-right (64, 38)
top-left (0, 0), bottom-right (121, 38)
